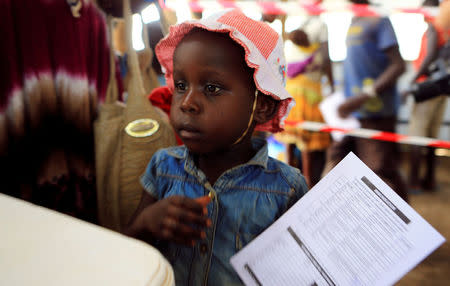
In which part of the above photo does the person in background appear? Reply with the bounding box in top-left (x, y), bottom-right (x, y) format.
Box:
top-left (404, 0), bottom-right (450, 192)
top-left (275, 9), bottom-right (334, 188)
top-left (322, 0), bottom-right (408, 201)
top-left (124, 9), bottom-right (308, 285)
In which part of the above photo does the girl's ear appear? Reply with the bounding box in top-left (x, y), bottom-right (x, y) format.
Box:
top-left (253, 92), bottom-right (278, 125)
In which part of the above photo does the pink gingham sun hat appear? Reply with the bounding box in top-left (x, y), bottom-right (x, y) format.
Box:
top-left (155, 8), bottom-right (294, 133)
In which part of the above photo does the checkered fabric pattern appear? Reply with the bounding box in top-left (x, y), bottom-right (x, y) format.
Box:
top-left (155, 8), bottom-right (294, 133)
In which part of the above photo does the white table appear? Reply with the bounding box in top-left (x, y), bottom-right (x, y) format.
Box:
top-left (0, 194), bottom-right (174, 286)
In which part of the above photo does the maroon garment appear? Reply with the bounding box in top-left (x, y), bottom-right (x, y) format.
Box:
top-left (0, 0), bottom-right (122, 223)
top-left (0, 0), bottom-right (111, 126)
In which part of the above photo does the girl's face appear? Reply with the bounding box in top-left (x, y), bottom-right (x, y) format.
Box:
top-left (170, 31), bottom-right (255, 155)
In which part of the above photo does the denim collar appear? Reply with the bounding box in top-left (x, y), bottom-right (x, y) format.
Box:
top-left (168, 138), bottom-right (269, 178)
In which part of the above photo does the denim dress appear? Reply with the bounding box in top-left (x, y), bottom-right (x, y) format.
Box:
top-left (141, 138), bottom-right (308, 286)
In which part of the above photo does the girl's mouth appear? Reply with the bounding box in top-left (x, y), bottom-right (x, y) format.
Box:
top-left (178, 125), bottom-right (202, 140)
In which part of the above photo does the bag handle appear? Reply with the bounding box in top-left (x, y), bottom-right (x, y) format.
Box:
top-left (105, 0), bottom-right (172, 104)
top-left (141, 12), bottom-right (155, 67)
top-left (141, 14), bottom-right (151, 50)
top-left (155, 0), bottom-right (170, 36)
top-left (105, 15), bottom-right (119, 104)
top-left (123, 0), bottom-right (147, 101)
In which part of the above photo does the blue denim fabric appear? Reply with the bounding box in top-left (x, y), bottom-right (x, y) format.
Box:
top-left (141, 138), bottom-right (308, 286)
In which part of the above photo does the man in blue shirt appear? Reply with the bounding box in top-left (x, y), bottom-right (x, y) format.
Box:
top-left (323, 0), bottom-right (409, 202)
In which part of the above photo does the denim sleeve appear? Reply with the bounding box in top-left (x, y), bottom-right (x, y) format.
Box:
top-left (286, 170), bottom-right (308, 211)
top-left (140, 150), bottom-right (164, 199)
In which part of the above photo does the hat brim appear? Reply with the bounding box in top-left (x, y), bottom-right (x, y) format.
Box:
top-left (155, 9), bottom-right (294, 133)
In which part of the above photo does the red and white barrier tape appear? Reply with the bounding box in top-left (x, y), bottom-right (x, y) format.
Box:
top-left (284, 120), bottom-right (450, 149)
top-left (163, 1), bottom-right (438, 18)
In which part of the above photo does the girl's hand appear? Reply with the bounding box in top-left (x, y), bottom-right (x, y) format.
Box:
top-left (141, 195), bottom-right (211, 246)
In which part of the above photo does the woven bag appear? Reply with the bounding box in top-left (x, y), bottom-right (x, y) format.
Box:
top-left (95, 0), bottom-right (176, 231)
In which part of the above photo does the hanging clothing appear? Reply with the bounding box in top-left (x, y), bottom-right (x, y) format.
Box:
top-left (0, 0), bottom-right (121, 223)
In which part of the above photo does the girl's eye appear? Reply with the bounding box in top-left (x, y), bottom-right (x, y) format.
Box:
top-left (205, 84), bottom-right (221, 94)
top-left (175, 82), bottom-right (187, 92)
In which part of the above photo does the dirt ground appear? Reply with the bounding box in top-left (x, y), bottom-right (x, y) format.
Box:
top-left (396, 154), bottom-right (450, 285)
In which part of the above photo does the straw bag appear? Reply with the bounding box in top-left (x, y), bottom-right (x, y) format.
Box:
top-left (95, 0), bottom-right (176, 231)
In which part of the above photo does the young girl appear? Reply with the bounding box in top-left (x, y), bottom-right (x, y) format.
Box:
top-left (125, 9), bottom-right (308, 285)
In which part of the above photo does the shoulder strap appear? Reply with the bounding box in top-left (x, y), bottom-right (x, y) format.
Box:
top-left (105, 15), bottom-right (119, 104)
top-left (123, 0), bottom-right (146, 100)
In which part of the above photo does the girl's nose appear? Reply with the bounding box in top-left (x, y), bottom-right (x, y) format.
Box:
top-left (180, 89), bottom-right (201, 114)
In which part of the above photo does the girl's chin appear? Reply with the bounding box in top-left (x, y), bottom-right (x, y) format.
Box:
top-left (182, 141), bottom-right (207, 154)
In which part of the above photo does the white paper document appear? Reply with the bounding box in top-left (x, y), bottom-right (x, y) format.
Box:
top-left (230, 152), bottom-right (445, 286)
top-left (319, 92), bottom-right (360, 142)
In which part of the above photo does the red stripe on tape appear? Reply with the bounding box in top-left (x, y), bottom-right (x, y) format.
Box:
top-left (282, 120), bottom-right (450, 149)
top-left (320, 127), bottom-right (350, 133)
top-left (258, 1), bottom-right (286, 15)
top-left (301, 3), bottom-right (325, 16)
top-left (218, 0), bottom-right (237, 9)
top-left (428, 141), bottom-right (450, 149)
top-left (188, 0), bottom-right (203, 12)
top-left (173, 2), bottom-right (439, 18)
top-left (400, 8), bottom-right (433, 19)
top-left (284, 120), bottom-right (303, 126)
top-left (371, 132), bottom-right (406, 142)
top-left (350, 4), bottom-right (379, 17)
